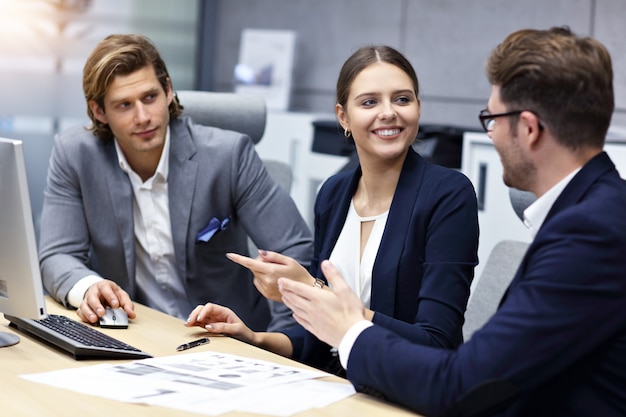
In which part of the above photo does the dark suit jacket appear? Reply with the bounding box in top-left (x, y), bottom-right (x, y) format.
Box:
top-left (283, 148), bottom-right (479, 372)
top-left (39, 117), bottom-right (313, 331)
top-left (346, 152), bottom-right (626, 417)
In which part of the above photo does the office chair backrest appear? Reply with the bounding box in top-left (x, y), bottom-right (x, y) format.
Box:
top-left (463, 239), bottom-right (529, 340)
top-left (463, 187), bottom-right (536, 341)
top-left (176, 90), bottom-right (267, 144)
top-left (176, 89), bottom-right (293, 192)
top-left (508, 187), bottom-right (537, 221)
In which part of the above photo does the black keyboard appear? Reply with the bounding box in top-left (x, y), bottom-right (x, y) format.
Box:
top-left (5, 314), bottom-right (152, 360)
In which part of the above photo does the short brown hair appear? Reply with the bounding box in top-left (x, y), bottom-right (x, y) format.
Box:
top-left (486, 26), bottom-right (614, 150)
top-left (83, 34), bottom-right (183, 141)
top-left (336, 45), bottom-right (420, 109)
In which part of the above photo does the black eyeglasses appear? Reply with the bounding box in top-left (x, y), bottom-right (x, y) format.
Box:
top-left (478, 109), bottom-right (544, 132)
top-left (478, 109), bottom-right (522, 132)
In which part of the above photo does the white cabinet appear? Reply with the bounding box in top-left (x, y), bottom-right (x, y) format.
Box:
top-left (461, 133), bottom-right (533, 282)
top-left (461, 132), bottom-right (626, 283)
top-left (256, 111), bottom-right (349, 226)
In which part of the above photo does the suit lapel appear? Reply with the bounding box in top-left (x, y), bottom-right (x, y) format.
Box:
top-left (318, 171), bottom-right (359, 263)
top-left (104, 141), bottom-right (135, 289)
top-left (370, 149), bottom-right (424, 315)
top-left (543, 151), bottom-right (614, 226)
top-left (168, 119), bottom-right (198, 281)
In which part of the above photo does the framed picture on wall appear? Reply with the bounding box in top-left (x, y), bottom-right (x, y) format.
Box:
top-left (234, 28), bottom-right (296, 111)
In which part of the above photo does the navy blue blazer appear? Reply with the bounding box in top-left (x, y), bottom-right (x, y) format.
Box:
top-left (346, 152), bottom-right (626, 417)
top-left (283, 148), bottom-right (479, 372)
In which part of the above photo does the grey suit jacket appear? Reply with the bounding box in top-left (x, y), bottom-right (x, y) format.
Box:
top-left (39, 116), bottom-right (313, 331)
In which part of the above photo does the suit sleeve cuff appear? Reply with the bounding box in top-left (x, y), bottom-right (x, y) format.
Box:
top-left (67, 275), bottom-right (104, 308)
top-left (338, 320), bottom-right (373, 369)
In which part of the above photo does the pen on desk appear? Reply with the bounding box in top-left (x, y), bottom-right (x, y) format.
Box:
top-left (176, 337), bottom-right (211, 352)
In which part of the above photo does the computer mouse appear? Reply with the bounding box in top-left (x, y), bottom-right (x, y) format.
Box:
top-left (99, 307), bottom-right (129, 329)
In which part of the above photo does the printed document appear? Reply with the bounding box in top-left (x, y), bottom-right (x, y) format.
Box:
top-left (21, 351), bottom-right (355, 416)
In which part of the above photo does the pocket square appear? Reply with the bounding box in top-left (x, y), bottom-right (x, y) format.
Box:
top-left (196, 216), bottom-right (230, 243)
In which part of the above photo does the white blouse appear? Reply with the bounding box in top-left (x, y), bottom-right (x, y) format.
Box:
top-left (329, 200), bottom-right (389, 308)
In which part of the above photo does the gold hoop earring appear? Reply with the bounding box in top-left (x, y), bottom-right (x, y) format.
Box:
top-left (344, 128), bottom-right (351, 138)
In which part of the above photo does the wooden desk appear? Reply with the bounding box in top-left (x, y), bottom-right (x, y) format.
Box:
top-left (1, 298), bottom-right (420, 417)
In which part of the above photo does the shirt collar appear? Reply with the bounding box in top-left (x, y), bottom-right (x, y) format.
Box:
top-left (523, 167), bottom-right (581, 238)
top-left (115, 126), bottom-right (170, 182)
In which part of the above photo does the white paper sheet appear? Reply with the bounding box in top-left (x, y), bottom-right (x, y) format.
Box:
top-left (21, 351), bottom-right (355, 416)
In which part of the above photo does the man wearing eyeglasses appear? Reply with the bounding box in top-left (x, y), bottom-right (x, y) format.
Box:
top-left (276, 26), bottom-right (626, 417)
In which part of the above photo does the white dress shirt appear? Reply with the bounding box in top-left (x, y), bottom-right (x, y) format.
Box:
top-left (329, 200), bottom-right (388, 308)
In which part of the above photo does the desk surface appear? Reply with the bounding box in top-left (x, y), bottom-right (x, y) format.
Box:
top-left (1, 298), bottom-right (420, 417)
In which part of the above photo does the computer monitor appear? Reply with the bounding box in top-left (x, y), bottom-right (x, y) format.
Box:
top-left (0, 138), bottom-right (47, 348)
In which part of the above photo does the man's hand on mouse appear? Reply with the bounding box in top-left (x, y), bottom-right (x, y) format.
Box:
top-left (77, 280), bottom-right (136, 324)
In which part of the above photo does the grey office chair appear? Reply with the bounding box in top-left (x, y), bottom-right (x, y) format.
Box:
top-left (462, 187), bottom-right (536, 341)
top-left (508, 187), bottom-right (537, 222)
top-left (176, 90), bottom-right (293, 193)
top-left (176, 90), bottom-right (266, 144)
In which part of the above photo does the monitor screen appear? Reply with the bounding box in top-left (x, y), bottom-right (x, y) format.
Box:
top-left (0, 137), bottom-right (47, 347)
